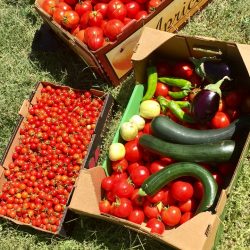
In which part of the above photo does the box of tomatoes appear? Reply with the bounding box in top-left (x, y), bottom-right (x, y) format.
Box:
top-left (34, 0), bottom-right (211, 86)
top-left (0, 82), bottom-right (114, 235)
top-left (68, 28), bottom-right (250, 249)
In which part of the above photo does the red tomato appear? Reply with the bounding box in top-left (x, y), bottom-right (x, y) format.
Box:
top-left (226, 108), bottom-right (239, 121)
top-left (212, 171), bottom-right (224, 187)
top-left (172, 62), bottom-right (194, 79)
top-left (127, 162), bottom-right (140, 175)
top-left (94, 3), bottom-right (108, 18)
top-left (193, 181), bottom-right (204, 200)
top-left (56, 2), bottom-right (72, 10)
top-left (125, 1), bottom-right (141, 18)
top-left (224, 91), bottom-right (242, 109)
top-left (114, 197), bottom-right (133, 218)
top-left (147, 0), bottom-right (161, 13)
top-left (88, 11), bottom-right (104, 27)
top-left (75, 1), bottom-right (92, 16)
top-left (178, 198), bottom-right (197, 213)
top-left (135, 10), bottom-right (148, 20)
top-left (143, 201), bottom-right (160, 219)
top-left (146, 218), bottom-right (165, 235)
top-left (211, 111), bottom-right (230, 129)
top-left (217, 162), bottom-right (235, 176)
top-left (179, 211), bottom-right (193, 224)
top-left (52, 8), bottom-right (65, 25)
top-left (111, 171), bottom-right (128, 184)
top-left (170, 181), bottom-right (194, 202)
top-left (124, 140), bottom-right (143, 162)
top-left (104, 19), bottom-right (124, 42)
top-left (75, 29), bottom-right (85, 42)
top-left (128, 209), bottom-right (145, 224)
top-left (162, 188), bottom-right (176, 206)
top-left (62, 10), bottom-right (80, 29)
top-left (156, 61), bottom-right (172, 76)
top-left (142, 122), bottom-right (152, 134)
top-left (147, 190), bottom-right (166, 204)
top-left (131, 189), bottom-right (145, 206)
top-left (84, 26), bottom-right (104, 50)
top-left (42, 0), bottom-right (57, 16)
top-left (107, 0), bottom-right (127, 21)
top-left (99, 199), bottom-right (111, 213)
top-left (130, 165), bottom-right (150, 187)
top-left (113, 178), bottom-right (134, 198)
top-left (101, 176), bottom-right (114, 191)
top-left (64, 0), bottom-right (78, 5)
top-left (149, 160), bottom-right (165, 174)
top-left (154, 82), bottom-right (169, 97)
top-left (161, 206), bottom-right (181, 227)
top-left (111, 158), bottom-right (128, 172)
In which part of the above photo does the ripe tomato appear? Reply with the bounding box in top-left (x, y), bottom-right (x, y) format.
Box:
top-left (101, 176), bottom-right (114, 191)
top-left (130, 165), bottom-right (150, 187)
top-left (42, 0), bottom-right (57, 16)
top-left (156, 61), bottom-right (171, 76)
top-left (147, 0), bottom-right (161, 13)
top-left (147, 190), bottom-right (166, 204)
top-left (224, 91), bottom-right (241, 109)
top-left (107, 0), bottom-right (127, 21)
top-left (104, 19), bottom-right (124, 42)
top-left (88, 11), bottom-right (104, 27)
top-left (75, 29), bottom-right (85, 42)
top-left (56, 2), bottom-right (72, 11)
top-left (62, 10), bottom-right (80, 29)
top-left (172, 62), bottom-right (194, 79)
top-left (111, 158), bottom-right (128, 172)
top-left (161, 206), bottom-right (181, 227)
top-left (131, 189), bottom-right (145, 206)
top-left (154, 82), bottom-right (169, 97)
top-left (178, 198), bottom-right (197, 213)
top-left (135, 10), bottom-right (148, 20)
top-left (143, 201), bottom-right (160, 219)
top-left (84, 26), bottom-right (104, 51)
top-left (64, 0), bottom-right (78, 5)
top-left (193, 180), bottom-right (204, 200)
top-left (127, 162), bottom-right (140, 175)
top-left (52, 8), bottom-right (65, 24)
top-left (125, 1), bottom-right (141, 19)
top-left (75, 1), bottom-right (92, 16)
top-left (142, 122), bottom-right (152, 134)
top-left (217, 162), bottom-right (235, 176)
top-left (128, 209), bottom-right (145, 224)
top-left (114, 197), bottom-right (133, 218)
top-left (211, 111), bottom-right (230, 129)
top-left (94, 3), bottom-right (108, 18)
top-left (162, 188), bottom-right (176, 206)
top-left (179, 211), bottom-right (193, 224)
top-left (149, 160), bottom-right (166, 174)
top-left (124, 140), bottom-right (143, 162)
top-left (99, 199), bottom-right (111, 213)
top-left (146, 218), bottom-right (165, 235)
top-left (113, 178), bottom-right (134, 198)
top-left (170, 181), bottom-right (194, 202)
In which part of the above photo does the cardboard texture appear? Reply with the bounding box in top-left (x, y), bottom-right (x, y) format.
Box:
top-left (35, 0), bottom-right (211, 86)
top-left (69, 28), bottom-right (250, 249)
top-left (0, 82), bottom-right (114, 235)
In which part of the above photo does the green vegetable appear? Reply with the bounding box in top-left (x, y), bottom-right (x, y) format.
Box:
top-left (138, 162), bottom-right (218, 214)
top-left (150, 115), bottom-right (250, 144)
top-left (142, 66), bottom-right (158, 101)
top-left (168, 90), bottom-right (190, 99)
top-left (157, 96), bottom-right (190, 113)
top-left (139, 134), bottom-right (236, 163)
top-left (158, 77), bottom-right (192, 90)
top-left (168, 101), bottom-right (194, 123)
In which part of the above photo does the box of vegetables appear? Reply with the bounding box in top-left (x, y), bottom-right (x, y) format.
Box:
top-left (69, 28), bottom-right (250, 249)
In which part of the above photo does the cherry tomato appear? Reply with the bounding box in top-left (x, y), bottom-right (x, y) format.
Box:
top-left (147, 190), bottom-right (166, 204)
top-left (154, 82), bottom-right (169, 97)
top-left (94, 3), bottom-right (108, 18)
top-left (99, 199), bottom-right (111, 214)
top-left (107, 0), bottom-right (127, 21)
top-left (56, 2), bottom-right (72, 11)
top-left (161, 206), bottom-right (181, 227)
top-left (114, 197), bottom-right (133, 218)
top-left (53, 8), bottom-right (65, 25)
top-left (142, 122), bottom-right (152, 134)
top-left (101, 176), bottom-right (114, 191)
top-left (130, 165), bottom-right (150, 187)
top-left (147, 0), bottom-right (161, 13)
top-left (62, 10), bottom-right (80, 29)
top-left (113, 178), bottom-right (134, 198)
top-left (104, 19), bottom-right (125, 42)
top-left (128, 209), bottom-right (145, 224)
top-left (111, 158), bottom-right (128, 172)
top-left (75, 1), bottom-right (92, 16)
top-left (146, 218), bottom-right (165, 235)
top-left (131, 189), bottom-right (145, 206)
top-left (88, 11), bottom-right (104, 27)
top-left (125, 1), bottom-right (141, 19)
top-left (143, 201), bottom-right (160, 219)
top-left (149, 160), bottom-right (166, 174)
top-left (127, 162), bottom-right (140, 175)
top-left (84, 26), bottom-right (104, 51)
top-left (162, 188), bottom-right (176, 206)
top-left (170, 181), bottom-right (194, 202)
top-left (42, 0), bottom-right (57, 16)
top-left (211, 111), bottom-right (230, 129)
top-left (193, 181), bottom-right (204, 200)
top-left (178, 198), bottom-right (197, 213)
top-left (172, 62), bottom-right (194, 79)
top-left (179, 211), bottom-right (193, 225)
top-left (135, 10), bottom-right (148, 20)
top-left (124, 140), bottom-right (143, 163)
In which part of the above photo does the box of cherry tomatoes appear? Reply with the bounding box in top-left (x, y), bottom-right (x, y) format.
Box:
top-left (0, 82), bottom-right (114, 235)
top-left (34, 0), bottom-right (211, 86)
top-left (69, 28), bottom-right (250, 249)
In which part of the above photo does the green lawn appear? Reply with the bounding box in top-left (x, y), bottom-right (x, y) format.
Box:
top-left (0, 0), bottom-right (249, 249)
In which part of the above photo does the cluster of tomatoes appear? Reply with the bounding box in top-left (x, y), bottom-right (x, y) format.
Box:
top-left (98, 60), bottom-right (250, 235)
top-left (0, 84), bottom-right (104, 232)
top-left (41, 0), bottom-right (162, 50)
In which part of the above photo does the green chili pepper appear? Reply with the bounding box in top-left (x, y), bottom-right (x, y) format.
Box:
top-left (158, 77), bottom-right (192, 90)
top-left (157, 96), bottom-right (191, 113)
top-left (168, 101), bottom-right (195, 123)
top-left (168, 90), bottom-right (190, 99)
top-left (142, 66), bottom-right (158, 101)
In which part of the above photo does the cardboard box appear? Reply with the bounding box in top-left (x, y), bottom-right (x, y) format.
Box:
top-left (0, 82), bottom-right (114, 235)
top-left (35, 0), bottom-right (211, 86)
top-left (69, 29), bottom-right (250, 249)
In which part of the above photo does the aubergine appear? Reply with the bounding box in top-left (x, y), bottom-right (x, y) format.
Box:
top-left (151, 115), bottom-right (250, 144)
top-left (190, 57), bottom-right (231, 83)
top-left (191, 76), bottom-right (230, 122)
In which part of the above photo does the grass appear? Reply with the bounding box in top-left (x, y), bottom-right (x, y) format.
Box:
top-left (0, 0), bottom-right (249, 249)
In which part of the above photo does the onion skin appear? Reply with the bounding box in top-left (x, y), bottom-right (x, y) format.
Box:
top-left (191, 90), bottom-right (220, 122)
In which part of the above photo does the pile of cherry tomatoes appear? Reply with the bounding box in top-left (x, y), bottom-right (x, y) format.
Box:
top-left (0, 84), bottom-right (104, 232)
top-left (41, 0), bottom-right (162, 50)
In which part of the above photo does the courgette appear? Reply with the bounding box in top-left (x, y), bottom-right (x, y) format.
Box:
top-left (139, 134), bottom-right (236, 163)
top-left (151, 115), bottom-right (250, 144)
top-left (138, 162), bottom-right (218, 214)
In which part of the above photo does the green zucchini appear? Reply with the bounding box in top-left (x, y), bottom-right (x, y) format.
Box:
top-left (151, 115), bottom-right (250, 144)
top-left (139, 134), bottom-right (236, 163)
top-left (138, 162), bottom-right (218, 214)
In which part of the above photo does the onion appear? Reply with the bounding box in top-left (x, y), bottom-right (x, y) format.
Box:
top-left (120, 122), bottom-right (138, 141)
top-left (139, 100), bottom-right (161, 119)
top-left (129, 115), bottom-right (145, 130)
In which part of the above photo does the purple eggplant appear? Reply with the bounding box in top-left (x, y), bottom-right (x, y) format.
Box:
top-left (191, 76), bottom-right (230, 122)
top-left (190, 57), bottom-right (231, 83)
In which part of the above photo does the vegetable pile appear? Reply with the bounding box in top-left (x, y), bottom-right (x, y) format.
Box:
top-left (0, 84), bottom-right (104, 232)
top-left (41, 0), bottom-right (162, 51)
top-left (100, 58), bottom-right (250, 235)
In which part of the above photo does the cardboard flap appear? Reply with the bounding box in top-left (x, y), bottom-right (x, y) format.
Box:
top-left (132, 27), bottom-right (175, 61)
top-left (18, 100), bottom-right (30, 117)
top-left (236, 43), bottom-right (250, 76)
